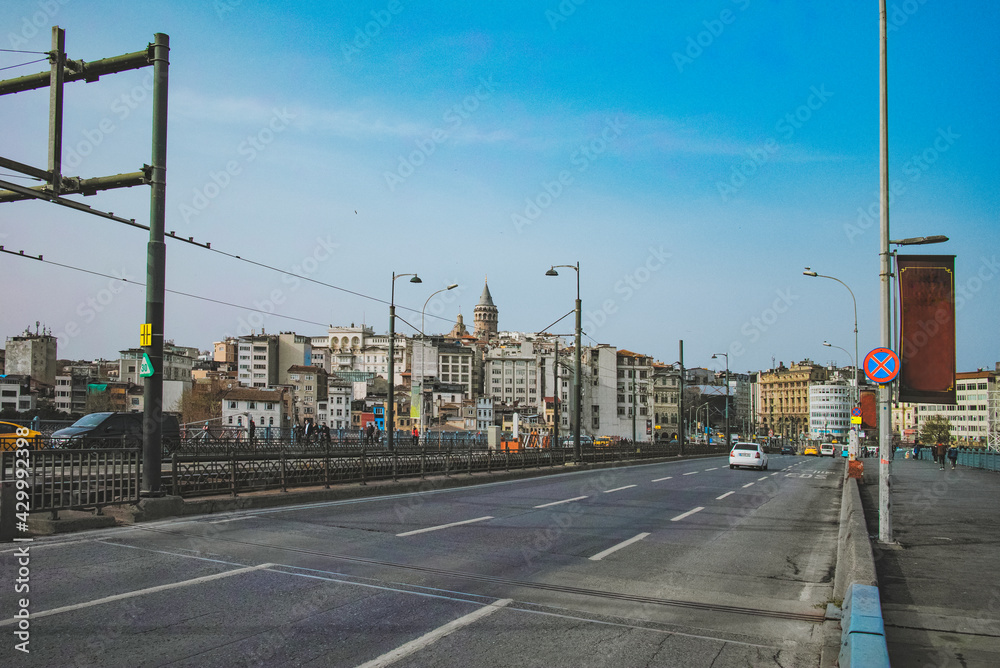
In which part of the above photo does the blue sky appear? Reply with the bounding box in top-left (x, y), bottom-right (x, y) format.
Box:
top-left (1, 0), bottom-right (997, 375)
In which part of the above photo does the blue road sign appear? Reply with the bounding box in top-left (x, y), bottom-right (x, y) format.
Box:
top-left (864, 347), bottom-right (900, 384)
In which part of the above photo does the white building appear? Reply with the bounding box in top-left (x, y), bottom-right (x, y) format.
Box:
top-left (0, 375), bottom-right (35, 412)
top-left (221, 387), bottom-right (288, 433)
top-left (476, 396), bottom-right (494, 431)
top-left (809, 379), bottom-right (853, 441)
top-left (907, 369), bottom-right (998, 446)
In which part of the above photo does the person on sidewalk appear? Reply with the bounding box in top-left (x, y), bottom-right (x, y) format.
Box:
top-left (934, 440), bottom-right (946, 470)
top-left (913, 442), bottom-right (922, 460)
top-left (412, 425), bottom-right (419, 447)
top-left (948, 443), bottom-right (959, 470)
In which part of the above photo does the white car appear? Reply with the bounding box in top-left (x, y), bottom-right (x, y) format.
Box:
top-left (729, 442), bottom-right (768, 470)
top-left (820, 443), bottom-right (836, 457)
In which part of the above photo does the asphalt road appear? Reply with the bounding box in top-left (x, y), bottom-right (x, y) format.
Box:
top-left (2, 454), bottom-right (844, 667)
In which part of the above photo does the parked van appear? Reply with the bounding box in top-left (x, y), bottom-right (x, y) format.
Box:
top-left (50, 412), bottom-right (180, 450)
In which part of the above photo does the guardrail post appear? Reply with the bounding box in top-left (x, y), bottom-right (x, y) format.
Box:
top-left (467, 444), bottom-right (472, 476)
top-left (280, 451), bottom-right (287, 492)
top-left (360, 447), bottom-right (367, 486)
top-left (171, 452), bottom-right (178, 497)
top-left (445, 448), bottom-right (451, 477)
top-left (486, 448), bottom-right (492, 474)
top-left (230, 450), bottom-right (238, 497)
top-left (324, 442), bottom-right (331, 489)
top-left (392, 448), bottom-right (398, 482)
top-left (420, 446), bottom-right (426, 479)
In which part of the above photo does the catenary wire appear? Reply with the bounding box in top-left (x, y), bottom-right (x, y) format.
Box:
top-left (0, 247), bottom-right (332, 328)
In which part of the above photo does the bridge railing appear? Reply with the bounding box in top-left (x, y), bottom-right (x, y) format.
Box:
top-left (1, 448), bottom-right (141, 517)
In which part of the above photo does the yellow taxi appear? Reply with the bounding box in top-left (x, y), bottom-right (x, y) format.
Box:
top-left (803, 444), bottom-right (820, 456)
top-left (0, 421), bottom-right (42, 451)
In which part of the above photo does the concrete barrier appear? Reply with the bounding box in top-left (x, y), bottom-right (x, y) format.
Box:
top-left (833, 474), bottom-right (878, 601)
top-left (839, 583), bottom-right (890, 667)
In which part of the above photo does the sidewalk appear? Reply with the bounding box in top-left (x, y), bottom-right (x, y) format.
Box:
top-left (858, 455), bottom-right (1000, 667)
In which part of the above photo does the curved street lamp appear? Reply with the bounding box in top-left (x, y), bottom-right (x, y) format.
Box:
top-left (418, 284), bottom-right (458, 440)
top-left (546, 262), bottom-right (582, 462)
top-left (804, 267), bottom-right (859, 457)
top-left (711, 352), bottom-right (730, 446)
top-left (387, 272), bottom-right (421, 451)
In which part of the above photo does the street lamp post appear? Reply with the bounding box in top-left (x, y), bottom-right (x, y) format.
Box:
top-left (804, 268), bottom-right (859, 457)
top-left (712, 353), bottom-right (730, 447)
top-left (418, 284), bottom-right (459, 441)
top-left (388, 271), bottom-right (421, 451)
top-left (546, 263), bottom-right (581, 462)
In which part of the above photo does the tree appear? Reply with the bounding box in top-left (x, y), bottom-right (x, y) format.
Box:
top-left (920, 415), bottom-right (952, 444)
top-left (179, 386), bottom-right (223, 426)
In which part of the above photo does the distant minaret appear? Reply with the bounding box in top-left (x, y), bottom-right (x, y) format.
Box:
top-left (473, 276), bottom-right (498, 340)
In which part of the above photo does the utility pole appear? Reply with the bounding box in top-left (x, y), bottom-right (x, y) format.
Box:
top-left (0, 28), bottom-right (170, 494)
top-left (678, 341), bottom-right (685, 455)
top-left (143, 32), bottom-right (169, 495)
top-left (878, 0), bottom-right (893, 543)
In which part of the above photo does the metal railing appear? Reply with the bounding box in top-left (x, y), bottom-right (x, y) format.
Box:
top-left (166, 441), bottom-right (729, 498)
top-left (956, 448), bottom-right (1000, 472)
top-left (1, 448), bottom-right (141, 516)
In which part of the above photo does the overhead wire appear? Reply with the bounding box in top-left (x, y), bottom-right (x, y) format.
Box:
top-left (0, 57), bottom-right (49, 72)
top-left (0, 247), bottom-right (332, 329)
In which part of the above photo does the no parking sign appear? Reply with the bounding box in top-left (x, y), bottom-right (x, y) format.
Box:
top-left (864, 348), bottom-right (900, 384)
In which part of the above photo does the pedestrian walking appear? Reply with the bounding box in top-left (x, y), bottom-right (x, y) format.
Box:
top-left (248, 418), bottom-right (256, 444)
top-left (947, 443), bottom-right (959, 470)
top-left (934, 440), bottom-right (946, 470)
top-left (366, 423), bottom-right (375, 446)
top-left (913, 442), bottom-right (921, 460)
top-left (303, 420), bottom-right (315, 444)
top-left (320, 421), bottom-right (331, 445)
top-left (412, 425), bottom-right (419, 447)
top-left (293, 422), bottom-right (303, 444)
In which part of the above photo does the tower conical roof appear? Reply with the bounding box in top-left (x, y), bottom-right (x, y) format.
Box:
top-left (477, 279), bottom-right (495, 308)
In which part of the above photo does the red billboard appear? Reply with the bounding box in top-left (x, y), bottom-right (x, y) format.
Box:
top-left (897, 255), bottom-right (956, 404)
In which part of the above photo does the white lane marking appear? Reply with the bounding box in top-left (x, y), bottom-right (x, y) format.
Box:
top-left (534, 496), bottom-right (588, 509)
top-left (705, 467), bottom-right (718, 471)
top-left (758, 476), bottom-right (769, 481)
top-left (356, 598), bottom-right (513, 668)
top-left (716, 491), bottom-right (735, 500)
top-left (207, 516), bottom-right (253, 524)
top-left (397, 516), bottom-right (494, 537)
top-left (742, 482), bottom-right (755, 488)
top-left (670, 507), bottom-right (704, 522)
top-left (589, 533), bottom-right (651, 561)
top-left (0, 563), bottom-right (274, 625)
top-left (683, 471), bottom-right (698, 476)
top-left (651, 476), bottom-right (673, 482)
top-left (603, 485), bottom-right (637, 494)
top-left (771, 472), bottom-right (780, 476)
